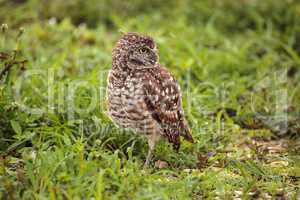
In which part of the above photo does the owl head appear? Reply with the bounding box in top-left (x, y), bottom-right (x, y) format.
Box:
top-left (112, 32), bottom-right (159, 70)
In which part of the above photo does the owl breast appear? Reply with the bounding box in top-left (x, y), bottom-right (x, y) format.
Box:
top-left (107, 70), bottom-right (157, 134)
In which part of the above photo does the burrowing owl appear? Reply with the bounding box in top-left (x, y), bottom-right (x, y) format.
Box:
top-left (107, 32), bottom-right (194, 166)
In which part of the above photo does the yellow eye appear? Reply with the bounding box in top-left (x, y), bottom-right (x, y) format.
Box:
top-left (139, 47), bottom-right (148, 53)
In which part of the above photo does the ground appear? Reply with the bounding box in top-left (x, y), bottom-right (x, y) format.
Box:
top-left (0, 0), bottom-right (299, 199)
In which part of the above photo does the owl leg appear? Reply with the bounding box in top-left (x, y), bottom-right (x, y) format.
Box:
top-left (144, 133), bottom-right (160, 168)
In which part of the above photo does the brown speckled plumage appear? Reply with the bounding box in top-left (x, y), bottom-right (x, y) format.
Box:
top-left (107, 32), bottom-right (193, 166)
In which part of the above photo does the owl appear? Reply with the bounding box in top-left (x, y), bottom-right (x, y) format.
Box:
top-left (107, 32), bottom-right (194, 166)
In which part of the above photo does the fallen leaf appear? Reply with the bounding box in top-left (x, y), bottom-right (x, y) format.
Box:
top-left (155, 160), bottom-right (168, 169)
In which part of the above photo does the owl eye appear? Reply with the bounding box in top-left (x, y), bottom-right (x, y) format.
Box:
top-left (139, 47), bottom-right (148, 53)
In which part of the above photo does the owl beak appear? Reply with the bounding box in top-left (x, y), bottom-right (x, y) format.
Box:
top-left (129, 58), bottom-right (155, 69)
top-left (130, 58), bottom-right (144, 66)
top-left (142, 66), bottom-right (155, 69)
top-left (142, 61), bottom-right (157, 69)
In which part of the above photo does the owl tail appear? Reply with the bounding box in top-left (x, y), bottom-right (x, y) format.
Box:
top-left (180, 121), bottom-right (194, 143)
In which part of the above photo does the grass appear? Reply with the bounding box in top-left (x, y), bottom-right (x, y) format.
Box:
top-left (0, 0), bottom-right (300, 199)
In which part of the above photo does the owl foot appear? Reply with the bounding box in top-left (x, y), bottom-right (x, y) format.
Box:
top-left (143, 148), bottom-right (153, 168)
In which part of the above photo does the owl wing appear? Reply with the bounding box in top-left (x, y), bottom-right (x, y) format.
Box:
top-left (142, 67), bottom-right (194, 150)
